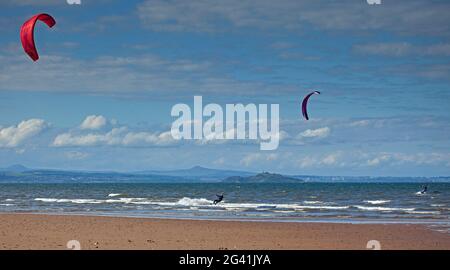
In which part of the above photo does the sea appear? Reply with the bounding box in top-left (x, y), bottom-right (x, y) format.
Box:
top-left (0, 182), bottom-right (449, 231)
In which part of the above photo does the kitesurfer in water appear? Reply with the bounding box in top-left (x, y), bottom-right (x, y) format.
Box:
top-left (213, 193), bottom-right (224, 205)
top-left (420, 185), bottom-right (428, 194)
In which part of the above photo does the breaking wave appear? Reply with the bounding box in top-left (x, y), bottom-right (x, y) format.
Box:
top-left (33, 197), bottom-right (351, 211)
top-left (30, 197), bottom-right (447, 218)
top-left (364, 200), bottom-right (391, 205)
top-left (354, 205), bottom-right (415, 212)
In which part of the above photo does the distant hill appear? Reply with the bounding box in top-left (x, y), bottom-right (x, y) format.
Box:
top-left (0, 169), bottom-right (188, 183)
top-left (222, 172), bottom-right (303, 183)
top-left (0, 164), bottom-right (30, 173)
top-left (135, 166), bottom-right (254, 181)
top-left (1, 165), bottom-right (448, 183)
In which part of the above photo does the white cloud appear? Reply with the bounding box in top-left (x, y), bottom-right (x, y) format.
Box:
top-left (53, 116), bottom-right (176, 147)
top-left (65, 151), bottom-right (89, 160)
top-left (122, 130), bottom-right (175, 146)
top-left (287, 151), bottom-right (450, 171)
top-left (415, 64), bottom-right (450, 80)
top-left (354, 42), bottom-right (450, 57)
top-left (353, 43), bottom-right (413, 56)
top-left (213, 157), bottom-right (226, 166)
top-left (295, 152), bottom-right (342, 168)
top-left (66, 0), bottom-right (82, 5)
top-left (365, 152), bottom-right (450, 167)
top-left (0, 119), bottom-right (47, 148)
top-left (297, 156), bottom-right (316, 168)
top-left (367, 154), bottom-right (391, 166)
top-left (240, 153), bottom-right (278, 167)
top-left (321, 153), bottom-right (339, 166)
top-left (80, 115), bottom-right (107, 130)
top-left (424, 43), bottom-right (450, 56)
top-left (270, 42), bottom-right (295, 50)
top-left (349, 120), bottom-right (370, 127)
top-left (15, 148), bottom-right (26, 154)
top-left (137, 0), bottom-right (450, 36)
top-left (276, 130), bottom-right (290, 141)
top-left (53, 127), bottom-right (126, 147)
top-left (1, 0), bottom-right (62, 6)
top-left (298, 127), bottom-right (330, 138)
top-left (0, 53), bottom-right (279, 97)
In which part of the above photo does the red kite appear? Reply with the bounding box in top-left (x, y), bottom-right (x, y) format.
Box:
top-left (20, 13), bottom-right (56, 61)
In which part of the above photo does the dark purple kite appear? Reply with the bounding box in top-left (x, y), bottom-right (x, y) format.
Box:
top-left (301, 91), bottom-right (321, 120)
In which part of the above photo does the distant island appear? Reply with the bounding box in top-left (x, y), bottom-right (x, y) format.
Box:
top-left (222, 172), bottom-right (303, 183)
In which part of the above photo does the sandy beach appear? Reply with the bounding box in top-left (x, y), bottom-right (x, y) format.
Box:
top-left (0, 213), bottom-right (448, 250)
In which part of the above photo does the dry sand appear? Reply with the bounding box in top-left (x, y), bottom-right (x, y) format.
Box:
top-left (0, 213), bottom-right (449, 250)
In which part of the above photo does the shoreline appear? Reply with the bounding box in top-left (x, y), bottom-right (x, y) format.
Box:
top-left (6, 211), bottom-right (450, 226)
top-left (1, 213), bottom-right (449, 250)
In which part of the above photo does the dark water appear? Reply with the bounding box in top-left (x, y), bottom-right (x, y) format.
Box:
top-left (0, 183), bottom-right (449, 225)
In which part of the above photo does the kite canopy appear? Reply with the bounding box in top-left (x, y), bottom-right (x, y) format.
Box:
top-left (301, 91), bottom-right (321, 120)
top-left (20, 13), bottom-right (56, 61)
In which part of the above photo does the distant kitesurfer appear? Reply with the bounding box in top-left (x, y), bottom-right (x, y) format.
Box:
top-left (213, 193), bottom-right (224, 205)
top-left (301, 91), bottom-right (321, 120)
top-left (420, 185), bottom-right (428, 194)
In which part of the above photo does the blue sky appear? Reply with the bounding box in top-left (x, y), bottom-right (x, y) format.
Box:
top-left (0, 0), bottom-right (449, 176)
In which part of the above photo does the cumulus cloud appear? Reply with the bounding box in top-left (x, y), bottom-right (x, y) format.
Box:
top-left (240, 153), bottom-right (279, 167)
top-left (264, 151), bottom-right (450, 171)
top-left (65, 151), bottom-right (89, 160)
top-left (353, 42), bottom-right (450, 57)
top-left (296, 152), bottom-right (343, 168)
top-left (297, 156), bottom-right (316, 168)
top-left (122, 130), bottom-right (175, 146)
top-left (53, 116), bottom-right (176, 148)
top-left (80, 115), bottom-right (107, 130)
top-left (298, 127), bottom-right (330, 139)
top-left (321, 153), bottom-right (340, 166)
top-left (53, 127), bottom-right (176, 147)
top-left (213, 157), bottom-right (226, 166)
top-left (424, 43), bottom-right (450, 56)
top-left (348, 120), bottom-right (370, 127)
top-left (0, 0), bottom-right (62, 6)
top-left (365, 152), bottom-right (450, 167)
top-left (415, 64), bottom-right (450, 80)
top-left (0, 119), bottom-right (47, 148)
top-left (137, 0), bottom-right (450, 36)
top-left (0, 0), bottom-right (110, 6)
top-left (353, 42), bottom-right (413, 57)
top-left (53, 128), bottom-right (125, 147)
top-left (366, 154), bottom-right (391, 166)
top-left (0, 52), bottom-right (280, 97)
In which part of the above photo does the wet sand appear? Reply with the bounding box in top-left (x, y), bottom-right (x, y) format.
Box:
top-left (0, 213), bottom-right (449, 250)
